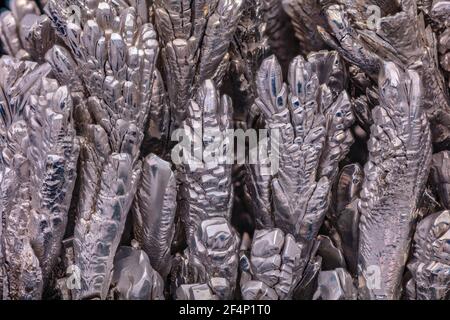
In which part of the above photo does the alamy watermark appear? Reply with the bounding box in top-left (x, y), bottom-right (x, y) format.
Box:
top-left (366, 5), bottom-right (381, 31)
top-left (363, 265), bottom-right (382, 290)
top-left (67, 5), bottom-right (81, 26)
top-left (171, 126), bottom-right (280, 175)
top-left (66, 264), bottom-right (81, 290)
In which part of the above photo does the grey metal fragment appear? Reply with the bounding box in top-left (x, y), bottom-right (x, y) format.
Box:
top-left (248, 52), bottom-right (354, 250)
top-left (111, 246), bottom-right (165, 300)
top-left (406, 210), bottom-right (450, 300)
top-left (172, 217), bottom-right (240, 300)
top-left (358, 62), bottom-right (432, 300)
top-left (177, 80), bottom-right (234, 240)
top-left (0, 0), bottom-right (449, 302)
top-left (319, 1), bottom-right (450, 145)
top-left (314, 268), bottom-right (356, 300)
top-left (0, 0), bottom-right (55, 62)
top-left (154, 0), bottom-right (244, 129)
top-left (240, 228), bottom-right (303, 300)
top-left (45, 0), bottom-right (159, 300)
top-left (0, 56), bottom-right (79, 299)
top-left (330, 164), bottom-right (364, 274)
top-left (132, 153), bottom-right (177, 278)
top-left (430, 151), bottom-right (450, 210)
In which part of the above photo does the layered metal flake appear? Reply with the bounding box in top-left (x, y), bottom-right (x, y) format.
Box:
top-left (358, 62), bottom-right (432, 300)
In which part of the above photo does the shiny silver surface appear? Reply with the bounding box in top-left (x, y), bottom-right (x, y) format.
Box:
top-left (358, 62), bottom-right (432, 299)
top-left (0, 0), bottom-right (449, 301)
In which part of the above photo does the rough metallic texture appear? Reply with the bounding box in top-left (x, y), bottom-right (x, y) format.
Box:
top-left (313, 268), bottom-right (356, 300)
top-left (430, 1), bottom-right (450, 92)
top-left (176, 283), bottom-right (216, 300)
top-left (176, 80), bottom-right (234, 241)
top-left (132, 153), bottom-right (177, 278)
top-left (171, 79), bottom-right (239, 300)
top-left (319, 0), bottom-right (450, 146)
top-left (140, 70), bottom-right (171, 158)
top-left (358, 62), bottom-right (432, 300)
top-left (0, 0), bottom-right (449, 302)
top-left (430, 151), bottom-right (450, 210)
top-left (240, 228), bottom-right (303, 300)
top-left (292, 252), bottom-right (321, 300)
top-left (283, 0), bottom-right (328, 54)
top-left (330, 164), bottom-right (364, 274)
top-left (44, 0), bottom-right (159, 299)
top-left (110, 246), bottom-right (165, 300)
top-left (227, 0), bottom-right (269, 121)
top-left (0, 0), bottom-right (56, 62)
top-left (73, 150), bottom-right (141, 299)
top-left (172, 217), bottom-right (240, 300)
top-left (317, 235), bottom-right (347, 271)
top-left (154, 0), bottom-right (244, 129)
top-left (242, 52), bottom-right (354, 301)
top-left (262, 0), bottom-right (299, 72)
top-left (406, 210), bottom-right (450, 300)
top-left (248, 51), bottom-right (354, 242)
top-left (0, 56), bottom-right (79, 299)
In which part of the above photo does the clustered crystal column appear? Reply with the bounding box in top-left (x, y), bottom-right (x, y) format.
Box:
top-left (0, 56), bottom-right (79, 299)
top-left (0, 0), bottom-right (449, 300)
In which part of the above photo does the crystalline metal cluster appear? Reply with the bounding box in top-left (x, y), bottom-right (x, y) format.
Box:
top-left (0, 0), bottom-right (449, 300)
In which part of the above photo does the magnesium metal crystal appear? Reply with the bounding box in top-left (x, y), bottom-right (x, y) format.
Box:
top-left (0, 0), bottom-right (449, 300)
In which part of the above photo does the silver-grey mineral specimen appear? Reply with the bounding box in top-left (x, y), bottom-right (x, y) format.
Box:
top-left (0, 0), bottom-right (449, 301)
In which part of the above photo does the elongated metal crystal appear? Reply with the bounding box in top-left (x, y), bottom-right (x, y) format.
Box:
top-left (0, 56), bottom-right (79, 299)
top-left (154, 0), bottom-right (243, 129)
top-left (242, 52), bottom-right (354, 300)
top-left (330, 164), bottom-right (364, 274)
top-left (431, 1), bottom-right (450, 91)
top-left (44, 0), bottom-right (159, 299)
top-left (358, 62), bottom-right (432, 300)
top-left (176, 80), bottom-right (234, 240)
top-left (171, 80), bottom-right (239, 299)
top-left (248, 51), bottom-right (354, 241)
top-left (140, 70), bottom-right (171, 158)
top-left (132, 153), bottom-right (177, 278)
top-left (261, 0), bottom-right (299, 72)
top-left (73, 150), bottom-right (141, 299)
top-left (227, 0), bottom-right (269, 120)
